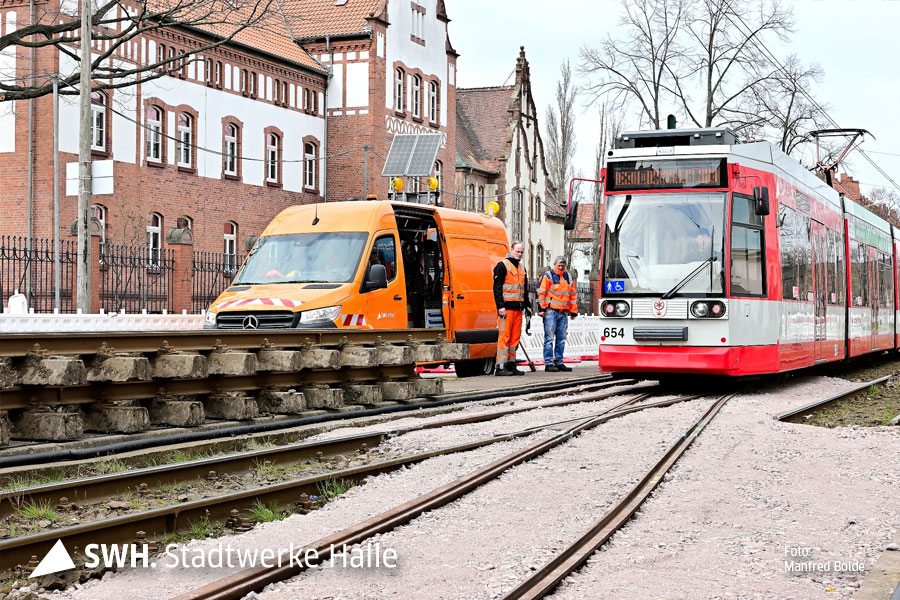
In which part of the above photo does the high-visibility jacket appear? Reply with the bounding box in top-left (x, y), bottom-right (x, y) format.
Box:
top-left (537, 268), bottom-right (577, 313)
top-left (492, 257), bottom-right (526, 310)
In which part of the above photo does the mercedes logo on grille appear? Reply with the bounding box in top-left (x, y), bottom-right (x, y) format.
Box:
top-left (242, 315), bottom-right (259, 330)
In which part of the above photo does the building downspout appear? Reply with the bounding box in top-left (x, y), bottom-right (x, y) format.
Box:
top-left (26, 0), bottom-right (35, 297)
top-left (323, 35), bottom-right (332, 202)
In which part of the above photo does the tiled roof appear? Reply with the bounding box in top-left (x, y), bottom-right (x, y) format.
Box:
top-left (455, 86), bottom-right (515, 174)
top-left (279, 0), bottom-right (384, 40)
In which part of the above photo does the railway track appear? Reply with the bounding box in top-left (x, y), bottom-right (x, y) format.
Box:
top-left (1, 382), bottom-right (661, 575)
top-left (165, 391), bottom-right (711, 600)
top-left (773, 376), bottom-right (892, 422)
top-left (0, 329), bottom-right (464, 447)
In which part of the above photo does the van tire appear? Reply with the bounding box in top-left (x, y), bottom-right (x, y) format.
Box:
top-left (454, 357), bottom-right (496, 377)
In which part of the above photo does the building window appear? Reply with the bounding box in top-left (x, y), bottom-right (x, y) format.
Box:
top-left (266, 133), bottom-right (280, 183)
top-left (512, 190), bottom-right (523, 242)
top-left (273, 79), bottom-right (280, 104)
top-left (410, 177), bottom-right (420, 194)
top-left (537, 244), bottom-right (544, 269)
top-left (467, 184), bottom-right (475, 212)
top-left (178, 215), bottom-right (193, 230)
top-left (147, 212), bottom-right (162, 267)
top-left (158, 44), bottom-right (166, 67)
top-left (146, 105), bottom-right (163, 163)
top-left (302, 88), bottom-right (309, 110)
top-left (90, 91), bottom-right (107, 152)
top-left (281, 81), bottom-right (288, 106)
top-left (304, 142), bottom-right (317, 190)
top-left (534, 195), bottom-right (541, 222)
top-left (177, 112), bottom-right (193, 168)
top-left (224, 221), bottom-right (237, 272)
top-left (240, 69), bottom-right (247, 94)
top-left (250, 72), bottom-right (257, 97)
top-left (214, 61), bottom-right (222, 88)
top-left (205, 57), bottom-right (212, 83)
top-left (224, 123), bottom-right (238, 176)
top-left (92, 204), bottom-right (107, 259)
top-left (478, 186), bottom-right (485, 213)
top-left (412, 75), bottom-right (421, 118)
top-left (429, 81), bottom-right (438, 123)
top-left (395, 68), bottom-right (404, 112)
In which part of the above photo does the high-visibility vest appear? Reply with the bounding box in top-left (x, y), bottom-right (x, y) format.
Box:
top-left (537, 269), bottom-right (577, 312)
top-left (501, 258), bottom-right (526, 303)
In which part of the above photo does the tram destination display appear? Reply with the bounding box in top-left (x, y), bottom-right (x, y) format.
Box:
top-left (607, 158), bottom-right (727, 191)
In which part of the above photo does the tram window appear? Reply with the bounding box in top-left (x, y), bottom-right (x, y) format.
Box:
top-left (779, 206), bottom-right (799, 299)
top-left (880, 253), bottom-right (893, 309)
top-left (796, 213), bottom-right (812, 301)
top-left (826, 230), bottom-right (845, 305)
top-left (850, 241), bottom-right (868, 307)
top-left (730, 194), bottom-right (765, 296)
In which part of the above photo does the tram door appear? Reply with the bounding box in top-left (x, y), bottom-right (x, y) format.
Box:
top-left (812, 222), bottom-right (828, 361)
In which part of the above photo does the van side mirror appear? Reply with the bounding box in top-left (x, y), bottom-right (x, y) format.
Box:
top-left (564, 201), bottom-right (579, 231)
top-left (364, 264), bottom-right (388, 292)
top-left (753, 186), bottom-right (770, 216)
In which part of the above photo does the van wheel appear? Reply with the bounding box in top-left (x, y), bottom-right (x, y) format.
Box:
top-left (454, 357), bottom-right (496, 377)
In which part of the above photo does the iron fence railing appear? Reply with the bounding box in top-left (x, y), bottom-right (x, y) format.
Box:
top-left (99, 244), bottom-right (174, 313)
top-left (0, 236), bottom-right (77, 313)
top-left (192, 251), bottom-right (243, 313)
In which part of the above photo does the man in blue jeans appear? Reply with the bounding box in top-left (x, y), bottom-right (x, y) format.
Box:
top-left (537, 256), bottom-right (578, 372)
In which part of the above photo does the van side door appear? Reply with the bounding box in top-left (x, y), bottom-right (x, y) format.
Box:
top-left (443, 234), bottom-right (498, 341)
top-left (362, 232), bottom-right (407, 329)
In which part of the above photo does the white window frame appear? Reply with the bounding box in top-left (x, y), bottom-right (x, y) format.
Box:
top-left (266, 133), bottom-right (279, 183)
top-left (412, 75), bottom-right (421, 118)
top-left (224, 124), bottom-right (238, 175)
top-left (177, 113), bottom-right (192, 167)
top-left (147, 212), bottom-right (162, 267)
top-left (224, 221), bottom-right (237, 272)
top-left (429, 81), bottom-right (438, 123)
top-left (90, 91), bottom-right (106, 151)
top-left (147, 106), bottom-right (163, 163)
top-left (304, 142), bottom-right (316, 189)
top-left (395, 68), bottom-right (404, 112)
top-left (512, 190), bottom-right (524, 242)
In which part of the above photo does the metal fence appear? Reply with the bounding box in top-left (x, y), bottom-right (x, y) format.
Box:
top-left (192, 251), bottom-right (242, 313)
top-left (0, 236), bottom-right (77, 313)
top-left (99, 244), bottom-right (174, 313)
top-left (526, 277), bottom-right (595, 315)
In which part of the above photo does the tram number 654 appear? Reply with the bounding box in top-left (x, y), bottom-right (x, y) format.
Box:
top-left (603, 327), bottom-right (625, 338)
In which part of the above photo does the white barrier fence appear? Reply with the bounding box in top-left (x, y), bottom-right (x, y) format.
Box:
top-left (0, 312), bottom-right (602, 361)
top-left (0, 312), bottom-right (205, 333)
top-left (519, 315), bottom-right (602, 360)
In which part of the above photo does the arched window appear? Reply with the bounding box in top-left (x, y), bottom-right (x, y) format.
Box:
top-left (467, 184), bottom-right (475, 212)
top-left (90, 91), bottom-right (107, 151)
top-left (224, 123), bottom-right (239, 176)
top-left (250, 71), bottom-right (257, 97)
top-left (214, 61), bottom-right (222, 87)
top-left (240, 69), bottom-right (247, 94)
top-left (178, 215), bottom-right (193, 229)
top-left (273, 79), bottom-right (280, 104)
top-left (92, 204), bottom-right (107, 258)
top-left (147, 212), bottom-right (163, 267)
top-left (429, 81), bottom-right (438, 123)
top-left (412, 75), bottom-right (421, 118)
top-left (478, 186), bottom-right (485, 213)
top-left (304, 142), bottom-right (317, 190)
top-left (266, 133), bottom-right (280, 183)
top-left (224, 221), bottom-right (237, 272)
top-left (177, 113), bottom-right (193, 168)
top-left (536, 244), bottom-right (544, 269)
top-left (534, 195), bottom-right (541, 222)
top-left (512, 190), bottom-right (524, 242)
top-left (146, 105), bottom-right (163, 162)
top-left (394, 68), bottom-right (405, 112)
top-left (281, 81), bottom-right (288, 106)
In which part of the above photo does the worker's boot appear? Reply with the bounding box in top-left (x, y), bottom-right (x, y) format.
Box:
top-left (495, 364), bottom-right (513, 376)
top-left (506, 362), bottom-right (525, 376)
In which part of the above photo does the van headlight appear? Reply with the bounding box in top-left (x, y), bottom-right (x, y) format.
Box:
top-left (204, 311), bottom-right (217, 326)
top-left (298, 306), bottom-right (342, 324)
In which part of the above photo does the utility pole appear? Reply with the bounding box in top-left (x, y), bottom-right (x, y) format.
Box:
top-left (76, 0), bottom-right (93, 313)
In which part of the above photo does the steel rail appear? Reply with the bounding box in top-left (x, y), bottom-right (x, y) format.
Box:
top-left (773, 375), bottom-right (892, 422)
top-left (0, 392), bottom-right (655, 574)
top-left (171, 392), bottom-right (677, 600)
top-left (501, 393), bottom-right (736, 600)
top-left (0, 380), bottom-right (642, 514)
top-left (0, 329), bottom-right (448, 358)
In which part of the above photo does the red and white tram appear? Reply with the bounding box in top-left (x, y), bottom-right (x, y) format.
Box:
top-left (587, 127), bottom-right (896, 376)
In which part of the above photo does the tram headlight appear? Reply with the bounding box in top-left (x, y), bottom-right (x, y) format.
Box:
top-left (602, 300), bottom-right (630, 317)
top-left (691, 302), bottom-right (710, 318)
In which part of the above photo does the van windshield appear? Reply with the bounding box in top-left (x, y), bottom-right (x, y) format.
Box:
top-left (234, 232), bottom-right (369, 284)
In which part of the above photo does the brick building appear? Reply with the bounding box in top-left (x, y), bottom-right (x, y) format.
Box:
top-left (454, 47), bottom-right (565, 276)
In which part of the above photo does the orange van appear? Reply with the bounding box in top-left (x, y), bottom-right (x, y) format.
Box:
top-left (204, 201), bottom-right (510, 376)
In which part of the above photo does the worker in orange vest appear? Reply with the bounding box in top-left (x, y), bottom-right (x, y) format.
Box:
top-left (537, 256), bottom-right (578, 372)
top-left (492, 241), bottom-right (530, 376)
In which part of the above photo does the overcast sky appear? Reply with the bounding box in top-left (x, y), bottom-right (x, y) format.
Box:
top-left (447, 0), bottom-right (900, 200)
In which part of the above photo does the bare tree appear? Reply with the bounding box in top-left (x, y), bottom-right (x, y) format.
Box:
top-left (545, 61), bottom-right (581, 266)
top-left (673, 0), bottom-right (793, 129)
top-left (580, 0), bottom-right (686, 129)
top-left (0, 0), bottom-right (275, 102)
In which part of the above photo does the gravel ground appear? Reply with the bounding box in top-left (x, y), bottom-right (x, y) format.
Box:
top-left (37, 375), bottom-right (900, 600)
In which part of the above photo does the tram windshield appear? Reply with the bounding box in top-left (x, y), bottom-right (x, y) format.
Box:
top-left (603, 192), bottom-right (726, 296)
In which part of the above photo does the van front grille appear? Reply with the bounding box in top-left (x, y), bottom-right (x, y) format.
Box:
top-left (216, 311), bottom-right (296, 329)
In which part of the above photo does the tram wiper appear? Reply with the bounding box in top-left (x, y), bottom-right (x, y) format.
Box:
top-left (660, 256), bottom-right (718, 299)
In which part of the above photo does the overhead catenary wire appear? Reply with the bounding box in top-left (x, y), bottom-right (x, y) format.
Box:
top-left (721, 5), bottom-right (900, 193)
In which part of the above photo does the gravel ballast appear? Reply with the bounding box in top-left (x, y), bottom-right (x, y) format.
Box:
top-left (39, 375), bottom-right (900, 600)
